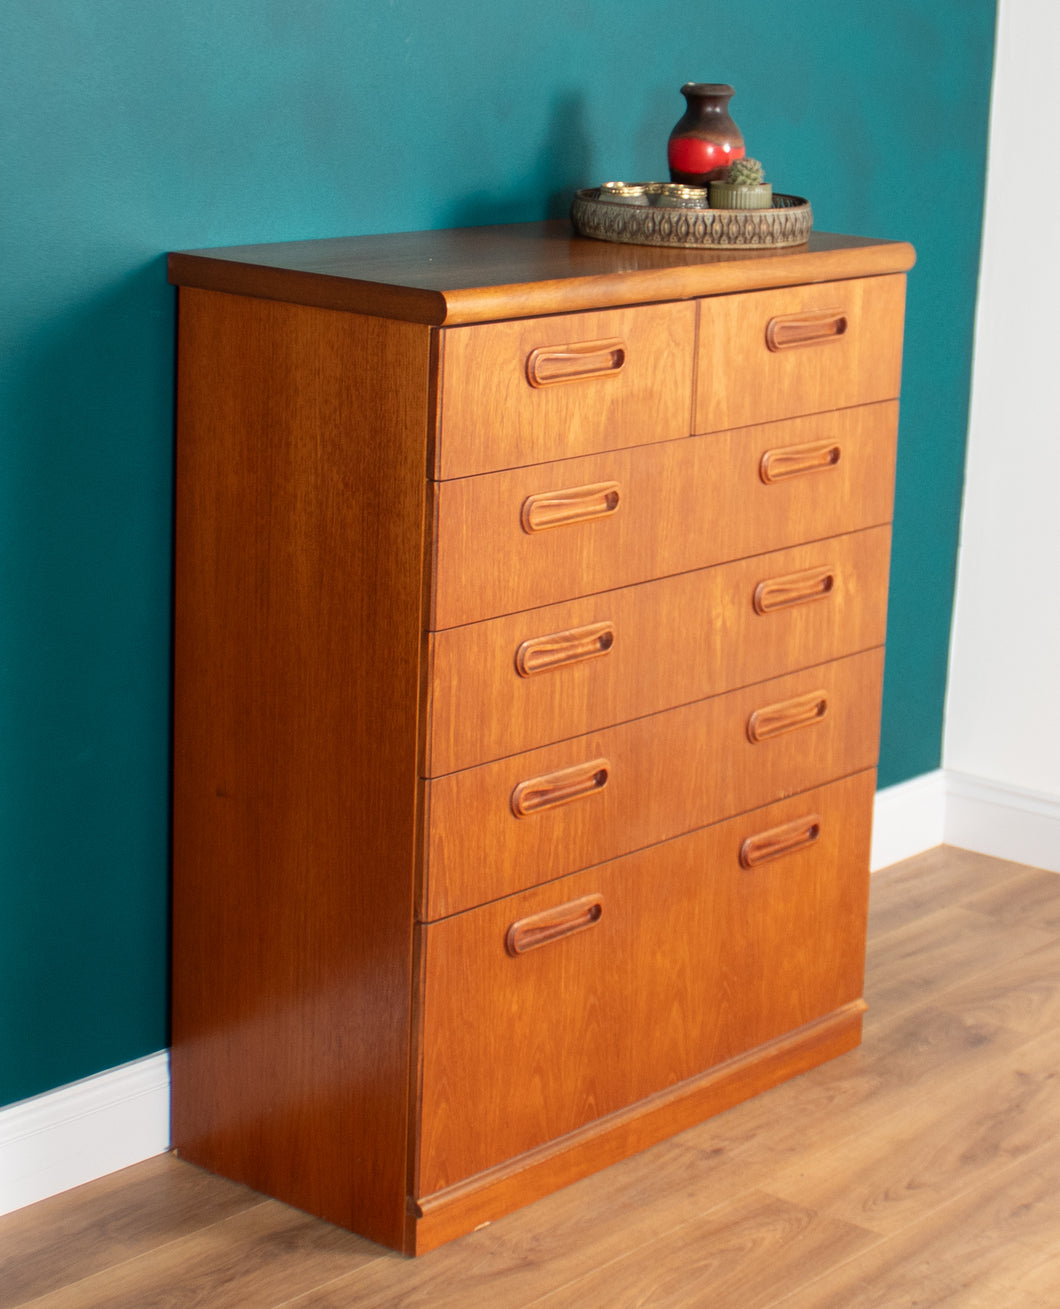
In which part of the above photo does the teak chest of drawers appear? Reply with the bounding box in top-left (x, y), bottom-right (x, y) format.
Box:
top-left (168, 221), bottom-right (915, 1254)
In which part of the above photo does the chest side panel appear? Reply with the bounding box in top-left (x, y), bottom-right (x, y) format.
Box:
top-left (171, 289), bottom-right (432, 1249)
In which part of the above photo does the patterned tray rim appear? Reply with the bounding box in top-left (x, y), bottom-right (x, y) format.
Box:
top-left (570, 187), bottom-right (813, 250)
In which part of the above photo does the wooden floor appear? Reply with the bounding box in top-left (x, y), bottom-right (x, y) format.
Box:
top-left (4, 845), bottom-right (1060, 1308)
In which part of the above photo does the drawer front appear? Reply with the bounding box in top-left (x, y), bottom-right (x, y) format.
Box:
top-left (426, 526), bottom-right (891, 776)
top-left (430, 401), bottom-right (897, 628)
top-left (695, 275), bottom-right (906, 434)
top-left (423, 648), bottom-right (883, 918)
top-left (414, 770), bottom-right (874, 1196)
top-left (434, 301), bottom-right (695, 479)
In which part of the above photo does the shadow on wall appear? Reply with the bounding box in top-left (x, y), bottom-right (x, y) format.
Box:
top-left (443, 91), bottom-right (595, 228)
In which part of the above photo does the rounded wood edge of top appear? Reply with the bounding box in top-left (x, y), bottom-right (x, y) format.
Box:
top-left (438, 239), bottom-right (917, 323)
top-left (167, 254), bottom-right (452, 325)
top-left (167, 232), bottom-right (916, 327)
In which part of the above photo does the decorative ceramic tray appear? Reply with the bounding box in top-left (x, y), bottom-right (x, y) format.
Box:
top-left (570, 187), bottom-right (813, 250)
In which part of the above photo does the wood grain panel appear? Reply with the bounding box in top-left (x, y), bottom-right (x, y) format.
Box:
top-left (430, 402), bottom-right (897, 628)
top-left (410, 1005), bottom-right (866, 1256)
top-left (695, 275), bottom-right (907, 433)
top-left (423, 648), bottom-right (883, 917)
top-left (171, 289), bottom-right (430, 1250)
top-left (425, 526), bottom-right (891, 775)
top-left (414, 771), bottom-right (875, 1195)
top-left (434, 301), bottom-right (695, 477)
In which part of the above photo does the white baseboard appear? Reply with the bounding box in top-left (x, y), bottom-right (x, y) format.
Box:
top-left (0, 1051), bottom-right (170, 1217)
top-left (871, 769), bottom-right (947, 871)
top-left (870, 768), bottom-right (1060, 874)
top-left (2, 768), bottom-right (1056, 1218)
top-left (944, 770), bottom-right (1060, 874)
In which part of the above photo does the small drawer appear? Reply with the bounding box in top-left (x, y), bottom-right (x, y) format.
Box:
top-left (425, 526), bottom-right (891, 775)
top-left (433, 301), bottom-right (695, 479)
top-left (695, 275), bottom-right (906, 434)
top-left (421, 648), bottom-right (883, 918)
top-left (430, 401), bottom-right (897, 629)
top-left (413, 769), bottom-right (875, 1196)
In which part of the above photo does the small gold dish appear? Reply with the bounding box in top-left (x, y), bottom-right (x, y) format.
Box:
top-left (653, 183), bottom-right (709, 208)
top-left (599, 181), bottom-right (651, 206)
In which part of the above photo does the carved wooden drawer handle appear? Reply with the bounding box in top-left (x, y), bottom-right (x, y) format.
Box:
top-left (747, 691), bottom-right (828, 743)
top-left (760, 440), bottom-right (842, 484)
top-left (766, 309), bottom-right (847, 352)
top-left (526, 338), bottom-right (626, 387)
top-left (754, 566), bottom-right (836, 615)
top-left (506, 895), bottom-right (604, 956)
top-left (740, 814), bottom-right (822, 869)
top-left (511, 758), bottom-right (610, 818)
top-left (516, 622), bottom-right (616, 677)
top-left (521, 482), bottom-right (621, 533)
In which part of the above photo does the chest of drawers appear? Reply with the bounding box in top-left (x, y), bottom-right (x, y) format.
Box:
top-left (168, 221), bottom-right (914, 1254)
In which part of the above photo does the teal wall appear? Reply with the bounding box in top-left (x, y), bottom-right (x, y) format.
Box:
top-left (2, 1), bottom-right (997, 1107)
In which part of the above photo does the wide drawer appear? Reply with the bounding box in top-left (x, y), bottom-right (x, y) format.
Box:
top-left (414, 769), bottom-right (874, 1196)
top-left (425, 526), bottom-right (891, 776)
top-left (433, 300), bottom-right (695, 479)
top-left (421, 647), bottom-right (882, 918)
top-left (695, 275), bottom-right (906, 434)
top-left (430, 401), bottom-right (897, 628)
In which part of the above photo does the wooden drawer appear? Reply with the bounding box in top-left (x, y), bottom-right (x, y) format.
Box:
top-left (695, 275), bottom-right (906, 434)
top-left (430, 401), bottom-right (897, 628)
top-left (433, 301), bottom-right (695, 479)
top-left (425, 526), bottom-right (891, 775)
top-left (422, 648), bottom-right (882, 917)
top-left (414, 770), bottom-right (874, 1195)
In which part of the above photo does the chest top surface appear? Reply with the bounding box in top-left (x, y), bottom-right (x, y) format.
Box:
top-left (168, 219), bottom-right (915, 325)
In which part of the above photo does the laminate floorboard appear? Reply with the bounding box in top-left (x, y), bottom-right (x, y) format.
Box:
top-left (3, 846), bottom-right (1059, 1309)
